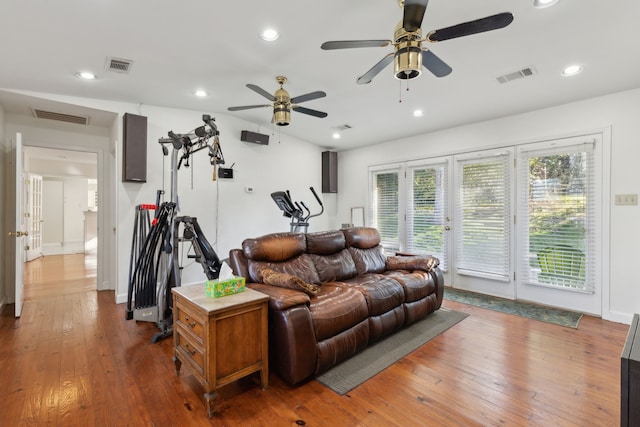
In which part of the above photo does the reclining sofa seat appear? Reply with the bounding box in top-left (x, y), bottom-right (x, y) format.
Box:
top-left (228, 227), bottom-right (444, 385)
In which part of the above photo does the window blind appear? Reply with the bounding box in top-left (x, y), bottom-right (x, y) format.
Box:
top-left (406, 162), bottom-right (448, 271)
top-left (517, 143), bottom-right (595, 293)
top-left (455, 154), bottom-right (511, 280)
top-left (370, 168), bottom-right (400, 253)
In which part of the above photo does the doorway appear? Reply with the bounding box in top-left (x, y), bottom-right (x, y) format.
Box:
top-left (22, 147), bottom-right (99, 297)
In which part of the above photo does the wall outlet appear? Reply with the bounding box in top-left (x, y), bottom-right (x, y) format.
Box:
top-left (615, 194), bottom-right (638, 205)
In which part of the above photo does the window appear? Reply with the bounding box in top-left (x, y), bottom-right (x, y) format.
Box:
top-left (370, 166), bottom-right (401, 253)
top-left (455, 152), bottom-right (512, 281)
top-left (517, 142), bottom-right (595, 293)
top-left (406, 161), bottom-right (449, 270)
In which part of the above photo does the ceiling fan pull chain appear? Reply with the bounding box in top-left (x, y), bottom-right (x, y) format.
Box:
top-left (398, 80), bottom-right (402, 103)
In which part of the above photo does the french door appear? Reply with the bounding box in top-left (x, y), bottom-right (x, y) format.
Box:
top-left (369, 133), bottom-right (603, 314)
top-left (451, 148), bottom-right (515, 299)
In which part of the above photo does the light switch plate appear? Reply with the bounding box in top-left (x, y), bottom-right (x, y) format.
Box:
top-left (615, 194), bottom-right (638, 205)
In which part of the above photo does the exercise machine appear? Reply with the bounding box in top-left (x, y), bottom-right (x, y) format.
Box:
top-left (126, 114), bottom-right (225, 342)
top-left (270, 187), bottom-right (324, 233)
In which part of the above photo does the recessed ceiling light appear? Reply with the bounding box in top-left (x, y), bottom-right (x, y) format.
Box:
top-left (533, 0), bottom-right (560, 8)
top-left (260, 28), bottom-right (279, 42)
top-left (194, 90), bottom-right (208, 97)
top-left (75, 71), bottom-right (96, 80)
top-left (413, 109), bottom-right (424, 117)
top-left (561, 64), bottom-right (583, 77)
top-left (332, 132), bottom-right (341, 139)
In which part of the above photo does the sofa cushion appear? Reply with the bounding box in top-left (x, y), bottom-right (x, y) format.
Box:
top-left (309, 283), bottom-right (369, 342)
top-left (242, 232), bottom-right (306, 262)
top-left (261, 268), bottom-right (320, 296)
top-left (306, 230), bottom-right (347, 255)
top-left (343, 227), bottom-right (381, 249)
top-left (348, 246), bottom-right (387, 275)
top-left (248, 253), bottom-right (321, 285)
top-left (339, 274), bottom-right (405, 316)
top-left (384, 270), bottom-right (435, 302)
top-left (310, 249), bottom-right (358, 283)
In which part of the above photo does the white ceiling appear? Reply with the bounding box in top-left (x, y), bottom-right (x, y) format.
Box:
top-left (1, 0), bottom-right (639, 151)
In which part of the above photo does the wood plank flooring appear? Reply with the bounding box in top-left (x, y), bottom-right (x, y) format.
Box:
top-left (0, 254), bottom-right (630, 426)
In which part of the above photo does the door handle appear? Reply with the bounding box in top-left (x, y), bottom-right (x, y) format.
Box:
top-left (444, 226), bottom-right (451, 231)
top-left (8, 231), bottom-right (28, 237)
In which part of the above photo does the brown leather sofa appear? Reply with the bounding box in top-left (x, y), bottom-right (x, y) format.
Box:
top-left (228, 227), bottom-right (444, 385)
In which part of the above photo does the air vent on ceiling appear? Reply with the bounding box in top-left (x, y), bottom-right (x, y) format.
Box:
top-left (32, 109), bottom-right (89, 125)
top-left (496, 66), bottom-right (537, 84)
top-left (105, 56), bottom-right (134, 74)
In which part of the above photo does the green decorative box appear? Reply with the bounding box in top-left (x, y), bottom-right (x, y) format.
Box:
top-left (205, 276), bottom-right (246, 298)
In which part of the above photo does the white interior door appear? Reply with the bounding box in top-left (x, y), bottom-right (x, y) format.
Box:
top-left (12, 133), bottom-right (26, 317)
top-left (26, 173), bottom-right (43, 261)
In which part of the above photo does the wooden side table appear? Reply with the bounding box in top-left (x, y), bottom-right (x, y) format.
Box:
top-left (171, 285), bottom-right (269, 417)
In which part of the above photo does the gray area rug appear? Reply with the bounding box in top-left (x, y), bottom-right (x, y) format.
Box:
top-left (316, 308), bottom-right (468, 395)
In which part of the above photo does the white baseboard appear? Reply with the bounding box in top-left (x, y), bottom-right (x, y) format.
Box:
top-left (603, 310), bottom-right (634, 325)
top-left (43, 241), bottom-right (85, 256)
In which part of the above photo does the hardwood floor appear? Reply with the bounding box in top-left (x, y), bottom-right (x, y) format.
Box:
top-left (0, 255), bottom-right (630, 426)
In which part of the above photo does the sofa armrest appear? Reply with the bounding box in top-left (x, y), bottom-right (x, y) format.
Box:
top-left (386, 255), bottom-right (439, 272)
top-left (430, 267), bottom-right (445, 309)
top-left (248, 283), bottom-right (311, 311)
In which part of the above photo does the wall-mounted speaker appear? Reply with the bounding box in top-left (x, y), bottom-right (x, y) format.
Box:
top-left (322, 151), bottom-right (338, 193)
top-left (122, 113), bottom-right (148, 183)
top-left (240, 130), bottom-right (269, 145)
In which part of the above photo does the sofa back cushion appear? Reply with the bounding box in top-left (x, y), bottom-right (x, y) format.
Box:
top-left (242, 232), bottom-right (321, 284)
top-left (343, 227), bottom-right (387, 275)
top-left (311, 250), bottom-right (357, 282)
top-left (306, 230), bottom-right (346, 255)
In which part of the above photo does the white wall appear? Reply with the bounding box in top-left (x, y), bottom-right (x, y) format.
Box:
top-left (40, 177), bottom-right (90, 255)
top-left (0, 105), bottom-right (5, 308)
top-left (338, 87), bottom-right (640, 323)
top-left (3, 91), bottom-right (333, 305)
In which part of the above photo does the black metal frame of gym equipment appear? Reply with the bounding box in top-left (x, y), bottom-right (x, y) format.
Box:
top-left (126, 114), bottom-right (225, 343)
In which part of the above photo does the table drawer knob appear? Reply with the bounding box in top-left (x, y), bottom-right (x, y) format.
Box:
top-left (184, 343), bottom-right (196, 356)
top-left (184, 316), bottom-right (197, 328)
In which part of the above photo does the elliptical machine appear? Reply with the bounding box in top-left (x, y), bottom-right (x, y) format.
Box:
top-left (270, 187), bottom-right (324, 233)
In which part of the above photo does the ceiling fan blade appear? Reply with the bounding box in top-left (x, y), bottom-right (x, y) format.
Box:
top-left (227, 104), bottom-right (271, 111)
top-left (403, 0), bottom-right (429, 32)
top-left (422, 50), bottom-right (452, 77)
top-left (246, 84), bottom-right (276, 101)
top-left (321, 40), bottom-right (391, 50)
top-left (292, 105), bottom-right (328, 118)
top-left (356, 52), bottom-right (394, 85)
top-left (427, 12), bottom-right (514, 43)
top-left (291, 91), bottom-right (326, 104)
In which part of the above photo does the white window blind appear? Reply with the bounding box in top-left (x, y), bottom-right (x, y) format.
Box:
top-left (370, 167), bottom-right (401, 253)
top-left (456, 153), bottom-right (511, 280)
top-left (406, 162), bottom-right (448, 271)
top-left (517, 142), bottom-right (595, 293)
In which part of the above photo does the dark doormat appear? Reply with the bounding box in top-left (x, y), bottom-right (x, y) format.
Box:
top-left (444, 287), bottom-right (583, 328)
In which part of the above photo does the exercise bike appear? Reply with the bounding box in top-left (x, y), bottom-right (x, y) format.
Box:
top-left (271, 187), bottom-right (324, 233)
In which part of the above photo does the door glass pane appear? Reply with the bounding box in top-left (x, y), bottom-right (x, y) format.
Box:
top-left (371, 170), bottom-right (400, 253)
top-left (456, 154), bottom-right (511, 279)
top-left (520, 146), bottom-right (594, 292)
top-left (407, 163), bottom-right (448, 270)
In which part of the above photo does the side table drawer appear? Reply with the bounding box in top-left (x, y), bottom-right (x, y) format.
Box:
top-left (175, 330), bottom-right (205, 378)
top-left (175, 302), bottom-right (205, 343)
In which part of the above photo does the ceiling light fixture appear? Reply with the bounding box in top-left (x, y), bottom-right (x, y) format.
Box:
top-left (561, 64), bottom-right (583, 77)
top-left (75, 71), bottom-right (96, 80)
top-left (260, 28), bottom-right (279, 42)
top-left (194, 90), bottom-right (208, 97)
top-left (332, 132), bottom-right (341, 139)
top-left (413, 109), bottom-right (424, 117)
top-left (533, 0), bottom-right (560, 9)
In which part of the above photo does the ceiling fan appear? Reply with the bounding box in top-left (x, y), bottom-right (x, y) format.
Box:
top-left (227, 76), bottom-right (328, 126)
top-left (321, 0), bottom-right (514, 84)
